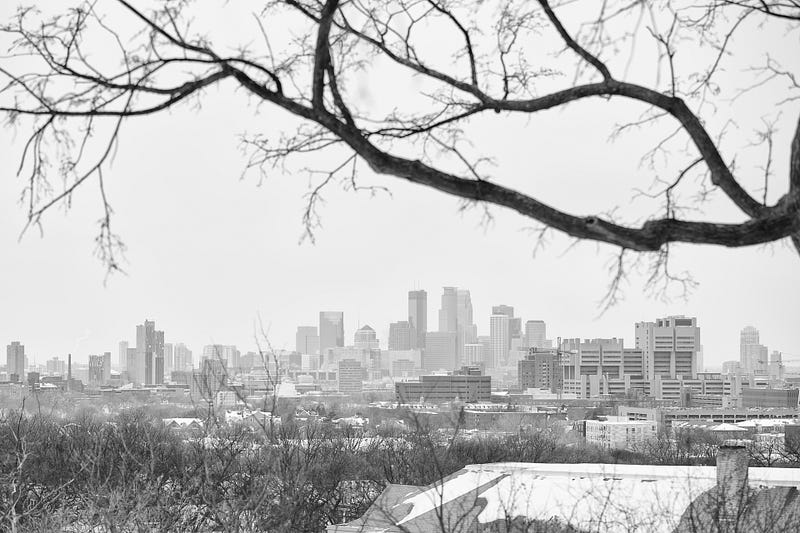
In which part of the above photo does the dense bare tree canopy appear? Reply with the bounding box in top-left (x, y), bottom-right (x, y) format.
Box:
top-left (1, 1), bottom-right (798, 286)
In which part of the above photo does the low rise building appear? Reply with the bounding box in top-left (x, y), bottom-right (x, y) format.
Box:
top-left (395, 374), bottom-right (491, 403)
top-left (585, 418), bottom-right (657, 449)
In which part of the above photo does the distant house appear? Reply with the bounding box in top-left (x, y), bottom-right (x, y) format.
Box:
top-left (162, 418), bottom-right (204, 431)
top-left (328, 442), bottom-right (800, 532)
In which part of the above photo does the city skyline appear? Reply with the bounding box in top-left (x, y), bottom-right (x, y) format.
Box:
top-left (1, 4), bottom-right (798, 373)
top-left (2, 292), bottom-right (796, 370)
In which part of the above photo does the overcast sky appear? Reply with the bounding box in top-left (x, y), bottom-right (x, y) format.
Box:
top-left (1, 1), bottom-right (798, 368)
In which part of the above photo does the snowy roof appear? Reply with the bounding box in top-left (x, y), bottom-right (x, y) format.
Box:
top-left (329, 462), bottom-right (800, 533)
top-left (710, 423), bottom-right (748, 432)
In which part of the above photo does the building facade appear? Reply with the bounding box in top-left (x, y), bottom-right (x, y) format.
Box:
top-left (395, 374), bottom-right (491, 403)
top-left (319, 312), bottom-right (345, 359)
top-left (635, 316), bottom-right (700, 380)
top-left (408, 290), bottom-right (427, 350)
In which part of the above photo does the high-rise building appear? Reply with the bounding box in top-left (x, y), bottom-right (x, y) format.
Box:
top-left (740, 326), bottom-right (768, 375)
top-left (88, 355), bottom-right (105, 385)
top-left (525, 320), bottom-right (547, 350)
top-left (164, 343), bottom-right (174, 375)
top-left (46, 357), bottom-right (65, 376)
top-left (389, 321), bottom-right (413, 351)
top-left (174, 343), bottom-right (193, 370)
top-left (319, 311), bottom-right (344, 359)
top-left (560, 338), bottom-right (642, 380)
top-left (769, 351), bottom-right (784, 380)
top-left (438, 287), bottom-right (458, 333)
top-left (102, 351), bottom-right (112, 383)
top-left (463, 343), bottom-right (484, 366)
top-left (489, 314), bottom-right (510, 368)
top-left (135, 320), bottom-right (165, 385)
top-left (338, 358), bottom-right (365, 393)
top-left (635, 316), bottom-right (700, 380)
top-left (202, 345), bottom-right (240, 369)
top-left (423, 331), bottom-right (457, 371)
top-left (456, 289), bottom-right (477, 365)
top-left (354, 325), bottom-right (380, 350)
top-left (408, 290), bottom-right (428, 349)
top-left (6, 341), bottom-right (25, 381)
top-left (117, 341), bottom-right (128, 370)
top-left (518, 349), bottom-right (562, 392)
top-left (295, 326), bottom-right (320, 354)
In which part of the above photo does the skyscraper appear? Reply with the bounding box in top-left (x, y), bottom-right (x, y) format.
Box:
top-left (635, 316), bottom-right (700, 380)
top-left (319, 311), bottom-right (344, 360)
top-left (493, 305), bottom-right (519, 350)
top-left (135, 320), bottom-right (165, 385)
top-left (489, 314), bottom-right (510, 369)
top-left (456, 289), bottom-right (477, 365)
top-left (525, 320), bottom-right (547, 350)
top-left (388, 321), bottom-right (413, 351)
top-left (164, 343), bottom-right (174, 375)
top-left (117, 340), bottom-right (128, 370)
top-left (296, 326), bottom-right (320, 354)
top-left (408, 290), bottom-right (427, 349)
top-left (6, 341), bottom-right (25, 381)
top-left (354, 325), bottom-right (380, 350)
top-left (438, 287), bottom-right (458, 333)
top-left (423, 331), bottom-right (457, 371)
top-left (174, 343), bottom-right (193, 371)
top-left (740, 326), bottom-right (768, 375)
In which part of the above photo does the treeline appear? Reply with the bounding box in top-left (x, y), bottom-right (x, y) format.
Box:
top-left (0, 409), bottom-right (794, 532)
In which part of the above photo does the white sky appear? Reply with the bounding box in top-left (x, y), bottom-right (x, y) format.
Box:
top-left (1, 1), bottom-right (798, 367)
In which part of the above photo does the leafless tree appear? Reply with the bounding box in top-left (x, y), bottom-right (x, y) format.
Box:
top-left (1, 0), bottom-right (798, 298)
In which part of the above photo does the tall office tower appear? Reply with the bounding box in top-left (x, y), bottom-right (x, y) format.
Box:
top-left (478, 336), bottom-right (492, 366)
top-left (174, 343), bottom-right (193, 370)
top-left (463, 343), bottom-right (484, 366)
top-left (126, 347), bottom-right (137, 380)
top-left (389, 321), bottom-right (413, 351)
top-left (509, 318), bottom-right (522, 342)
top-left (295, 326), bottom-right (320, 354)
top-left (455, 289), bottom-right (477, 365)
top-left (768, 350), bottom-right (784, 380)
top-left (438, 287), bottom-right (458, 333)
top-left (46, 357), bottom-right (65, 376)
top-left (635, 316), bottom-right (700, 380)
top-left (202, 345), bottom-right (240, 367)
top-left (423, 331), bottom-right (457, 371)
top-left (164, 343), bottom-right (174, 375)
top-left (354, 325), bottom-right (380, 350)
top-left (740, 326), bottom-right (769, 375)
top-left (117, 341), bottom-right (128, 369)
top-left (88, 355), bottom-right (105, 385)
top-left (319, 311), bottom-right (345, 360)
top-left (135, 319), bottom-right (165, 385)
top-left (489, 314), bottom-right (510, 368)
top-left (102, 352), bottom-right (112, 382)
top-left (408, 290), bottom-right (428, 349)
top-left (525, 320), bottom-right (547, 350)
top-left (6, 341), bottom-right (25, 381)
top-left (456, 289), bottom-right (474, 328)
top-left (493, 305), bottom-right (518, 349)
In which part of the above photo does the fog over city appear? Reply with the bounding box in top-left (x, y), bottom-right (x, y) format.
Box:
top-left (1, 2), bottom-right (797, 366)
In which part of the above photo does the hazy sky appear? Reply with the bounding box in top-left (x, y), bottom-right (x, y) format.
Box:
top-left (1, 1), bottom-right (798, 367)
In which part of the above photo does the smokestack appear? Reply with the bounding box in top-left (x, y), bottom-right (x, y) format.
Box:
top-left (67, 353), bottom-right (72, 392)
top-left (717, 439), bottom-right (749, 523)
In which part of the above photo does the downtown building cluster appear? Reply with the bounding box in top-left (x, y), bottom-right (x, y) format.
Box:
top-left (1, 288), bottom-right (795, 413)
